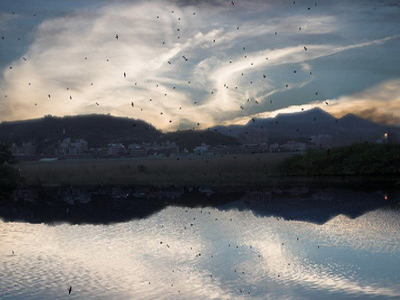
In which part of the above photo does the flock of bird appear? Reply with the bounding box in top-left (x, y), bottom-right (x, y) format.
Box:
top-left (3, 1), bottom-right (327, 297)
top-left (151, 208), bottom-right (318, 297)
top-left (1, 0), bottom-right (327, 130)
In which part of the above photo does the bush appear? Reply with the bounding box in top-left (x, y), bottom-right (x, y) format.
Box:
top-left (284, 143), bottom-right (400, 176)
top-left (0, 143), bottom-right (19, 200)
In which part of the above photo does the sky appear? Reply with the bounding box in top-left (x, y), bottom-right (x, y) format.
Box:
top-left (0, 0), bottom-right (400, 131)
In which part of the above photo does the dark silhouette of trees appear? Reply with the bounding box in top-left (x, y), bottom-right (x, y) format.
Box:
top-left (284, 143), bottom-right (400, 176)
top-left (0, 144), bottom-right (19, 200)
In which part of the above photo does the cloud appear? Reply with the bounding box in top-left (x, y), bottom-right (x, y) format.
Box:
top-left (227, 79), bottom-right (400, 126)
top-left (1, 0), bottom-right (400, 130)
top-left (323, 79), bottom-right (400, 125)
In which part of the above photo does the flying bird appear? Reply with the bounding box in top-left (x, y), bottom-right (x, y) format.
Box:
top-left (68, 286), bottom-right (72, 294)
top-left (115, 34), bottom-right (119, 40)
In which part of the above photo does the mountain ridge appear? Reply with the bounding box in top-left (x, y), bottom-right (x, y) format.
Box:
top-left (1, 109), bottom-right (399, 150)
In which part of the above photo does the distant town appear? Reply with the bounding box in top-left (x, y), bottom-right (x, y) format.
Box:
top-left (2, 109), bottom-right (399, 162)
top-left (11, 131), bottom-right (392, 161)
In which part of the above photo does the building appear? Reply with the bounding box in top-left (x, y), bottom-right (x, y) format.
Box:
top-left (107, 143), bottom-right (125, 156)
top-left (11, 142), bottom-right (36, 158)
top-left (281, 141), bottom-right (306, 152)
top-left (194, 143), bottom-right (210, 155)
top-left (59, 138), bottom-right (88, 156)
top-left (147, 141), bottom-right (179, 156)
top-left (268, 143), bottom-right (280, 152)
top-left (127, 143), bottom-right (148, 157)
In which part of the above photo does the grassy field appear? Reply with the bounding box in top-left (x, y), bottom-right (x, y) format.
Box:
top-left (16, 153), bottom-right (296, 187)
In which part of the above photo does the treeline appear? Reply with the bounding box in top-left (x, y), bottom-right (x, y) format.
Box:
top-left (0, 144), bottom-right (19, 200)
top-left (284, 143), bottom-right (400, 176)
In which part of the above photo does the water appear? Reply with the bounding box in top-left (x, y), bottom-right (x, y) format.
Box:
top-left (1, 188), bottom-right (400, 299)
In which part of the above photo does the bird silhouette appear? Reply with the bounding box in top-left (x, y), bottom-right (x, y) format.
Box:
top-left (115, 34), bottom-right (119, 40)
top-left (68, 286), bottom-right (72, 294)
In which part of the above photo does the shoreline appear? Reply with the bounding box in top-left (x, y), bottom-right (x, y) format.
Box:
top-left (14, 152), bottom-right (399, 188)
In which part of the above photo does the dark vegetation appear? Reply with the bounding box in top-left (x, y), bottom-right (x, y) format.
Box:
top-left (0, 144), bottom-right (19, 199)
top-left (284, 143), bottom-right (400, 176)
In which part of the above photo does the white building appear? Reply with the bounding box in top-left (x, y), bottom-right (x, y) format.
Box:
top-left (268, 143), bottom-right (280, 152)
top-left (281, 141), bottom-right (306, 152)
top-left (11, 142), bottom-right (36, 157)
top-left (59, 138), bottom-right (88, 156)
top-left (194, 143), bottom-right (210, 154)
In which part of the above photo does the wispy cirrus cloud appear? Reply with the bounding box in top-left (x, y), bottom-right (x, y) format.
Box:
top-left (1, 0), bottom-right (400, 130)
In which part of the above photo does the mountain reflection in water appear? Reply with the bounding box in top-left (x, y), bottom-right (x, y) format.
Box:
top-left (1, 186), bottom-right (399, 299)
top-left (0, 185), bottom-right (398, 225)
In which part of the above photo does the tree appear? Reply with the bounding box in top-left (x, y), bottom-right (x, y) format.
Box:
top-left (0, 143), bottom-right (15, 165)
top-left (0, 143), bottom-right (19, 200)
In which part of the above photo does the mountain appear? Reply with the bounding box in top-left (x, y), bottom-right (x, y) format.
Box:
top-left (0, 114), bottom-right (162, 149)
top-left (212, 108), bottom-right (399, 145)
top-left (0, 114), bottom-right (240, 151)
top-left (0, 110), bottom-right (398, 152)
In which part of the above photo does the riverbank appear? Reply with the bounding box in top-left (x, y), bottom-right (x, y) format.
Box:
top-left (16, 153), bottom-right (293, 187)
top-left (15, 152), bottom-right (399, 188)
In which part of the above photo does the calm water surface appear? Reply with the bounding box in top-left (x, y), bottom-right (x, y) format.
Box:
top-left (1, 192), bottom-right (400, 299)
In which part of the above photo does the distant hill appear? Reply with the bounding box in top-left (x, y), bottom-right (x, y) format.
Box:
top-left (0, 114), bottom-right (240, 152)
top-left (1, 110), bottom-right (398, 153)
top-left (212, 108), bottom-right (399, 145)
top-left (0, 115), bottom-right (161, 150)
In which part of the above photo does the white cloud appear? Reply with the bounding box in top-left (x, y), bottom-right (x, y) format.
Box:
top-left (1, 0), bottom-right (399, 130)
